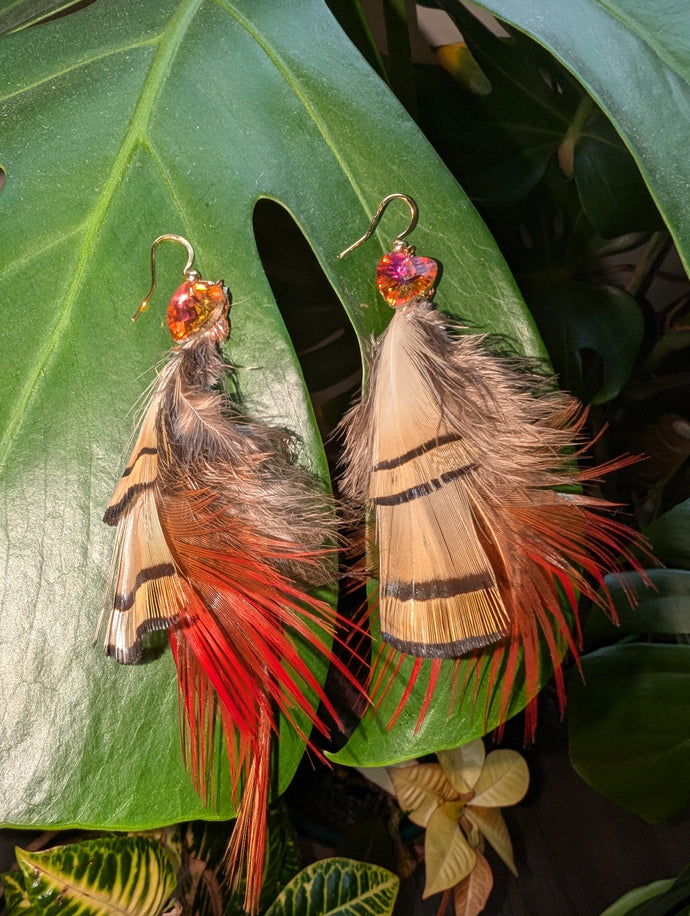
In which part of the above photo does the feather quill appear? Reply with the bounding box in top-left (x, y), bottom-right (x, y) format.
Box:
top-left (102, 240), bottom-right (348, 912)
top-left (338, 197), bottom-right (645, 732)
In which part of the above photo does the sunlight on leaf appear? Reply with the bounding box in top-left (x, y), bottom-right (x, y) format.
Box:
top-left (0, 0), bottom-right (538, 830)
top-left (477, 0), bottom-right (690, 272)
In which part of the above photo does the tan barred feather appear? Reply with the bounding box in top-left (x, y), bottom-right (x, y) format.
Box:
top-left (101, 266), bottom-right (357, 914)
top-left (103, 394), bottom-right (186, 663)
top-left (339, 295), bottom-right (642, 673)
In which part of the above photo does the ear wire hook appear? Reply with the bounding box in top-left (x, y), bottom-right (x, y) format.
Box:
top-left (338, 193), bottom-right (419, 259)
top-left (132, 234), bottom-right (199, 321)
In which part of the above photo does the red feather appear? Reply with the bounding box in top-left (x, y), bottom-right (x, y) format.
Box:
top-left (102, 253), bottom-right (359, 913)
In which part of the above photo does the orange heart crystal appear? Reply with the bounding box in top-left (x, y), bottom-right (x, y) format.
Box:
top-left (376, 250), bottom-right (437, 307)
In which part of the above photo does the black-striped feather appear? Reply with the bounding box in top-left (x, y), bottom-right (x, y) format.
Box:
top-left (341, 298), bottom-right (511, 656)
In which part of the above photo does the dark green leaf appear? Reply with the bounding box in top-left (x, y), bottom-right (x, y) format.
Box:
top-left (600, 879), bottom-right (676, 915)
top-left (630, 864), bottom-right (690, 916)
top-left (645, 500), bottom-right (690, 569)
top-left (430, 2), bottom-right (658, 234)
top-left (331, 634), bottom-right (534, 768)
top-left (584, 569), bottom-right (690, 644)
top-left (568, 644), bottom-right (690, 822)
top-left (574, 110), bottom-right (662, 237)
top-left (0, 0), bottom-right (87, 35)
top-left (475, 0), bottom-right (690, 271)
top-left (14, 835), bottom-right (177, 916)
top-left (427, 3), bottom-right (577, 207)
top-left (263, 857), bottom-right (399, 916)
top-left (523, 278), bottom-right (644, 403)
top-left (601, 864), bottom-right (690, 916)
top-left (0, 0), bottom-right (535, 831)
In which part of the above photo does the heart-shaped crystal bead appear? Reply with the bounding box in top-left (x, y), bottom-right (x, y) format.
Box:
top-left (376, 250), bottom-right (438, 307)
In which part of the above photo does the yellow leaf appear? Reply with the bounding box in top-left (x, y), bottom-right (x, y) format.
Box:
top-left (437, 739), bottom-right (486, 794)
top-left (424, 802), bottom-right (476, 897)
top-left (454, 851), bottom-right (494, 916)
top-left (433, 43), bottom-right (492, 96)
top-left (390, 762), bottom-right (456, 827)
top-left (471, 750), bottom-right (529, 807)
top-left (464, 806), bottom-right (517, 876)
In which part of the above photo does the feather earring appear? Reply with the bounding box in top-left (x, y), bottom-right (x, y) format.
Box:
top-left (337, 195), bottom-right (645, 731)
top-left (100, 235), bottom-right (349, 913)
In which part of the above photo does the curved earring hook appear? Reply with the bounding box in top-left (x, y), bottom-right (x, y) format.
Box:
top-left (338, 193), bottom-right (418, 259)
top-left (132, 234), bottom-right (199, 321)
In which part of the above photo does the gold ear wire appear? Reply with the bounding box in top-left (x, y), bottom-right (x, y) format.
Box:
top-left (338, 193), bottom-right (419, 259)
top-left (132, 234), bottom-right (200, 321)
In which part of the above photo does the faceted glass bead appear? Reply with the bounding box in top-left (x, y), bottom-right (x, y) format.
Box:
top-left (376, 250), bottom-right (438, 307)
top-left (166, 279), bottom-right (229, 341)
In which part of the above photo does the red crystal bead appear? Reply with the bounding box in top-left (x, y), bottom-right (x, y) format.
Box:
top-left (376, 250), bottom-right (437, 307)
top-left (166, 279), bottom-right (228, 341)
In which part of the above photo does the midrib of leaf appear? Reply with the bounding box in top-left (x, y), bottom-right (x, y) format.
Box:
top-left (217, 0), bottom-right (370, 215)
top-left (0, 0), bottom-right (203, 473)
top-left (304, 872), bottom-right (399, 913)
top-left (27, 856), bottom-right (165, 916)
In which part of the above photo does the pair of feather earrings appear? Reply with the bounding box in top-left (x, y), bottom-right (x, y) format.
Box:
top-left (100, 202), bottom-right (642, 912)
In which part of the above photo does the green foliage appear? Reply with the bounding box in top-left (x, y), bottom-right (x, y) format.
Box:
top-left (1, 2), bottom-right (689, 908)
top-left (3, 835), bottom-right (177, 916)
top-left (176, 805), bottom-right (303, 915)
top-left (568, 501), bottom-right (690, 822)
top-left (418, 1), bottom-right (657, 404)
top-left (600, 865), bottom-right (690, 916)
top-left (466, 0), bottom-right (690, 269)
top-left (263, 858), bottom-right (399, 916)
top-left (568, 643), bottom-right (690, 823)
top-left (645, 500), bottom-right (690, 570)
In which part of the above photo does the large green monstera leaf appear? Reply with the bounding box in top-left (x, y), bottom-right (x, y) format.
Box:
top-left (0, 0), bottom-right (534, 829)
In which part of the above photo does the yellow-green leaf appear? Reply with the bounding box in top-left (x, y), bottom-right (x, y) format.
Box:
top-left (470, 750), bottom-right (529, 807)
top-left (437, 740), bottom-right (486, 794)
top-left (14, 836), bottom-right (176, 916)
top-left (424, 802), bottom-right (476, 898)
top-left (464, 806), bottom-right (517, 877)
top-left (390, 763), bottom-right (456, 828)
top-left (264, 857), bottom-right (399, 916)
top-left (2, 870), bottom-right (39, 915)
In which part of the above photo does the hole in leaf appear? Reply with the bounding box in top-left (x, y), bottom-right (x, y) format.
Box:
top-left (254, 200), bottom-right (369, 736)
top-left (253, 199), bottom-right (361, 456)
